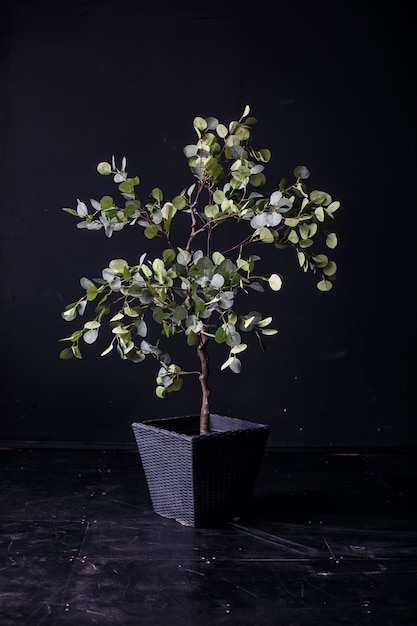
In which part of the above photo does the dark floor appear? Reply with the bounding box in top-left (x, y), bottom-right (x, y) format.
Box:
top-left (0, 446), bottom-right (416, 626)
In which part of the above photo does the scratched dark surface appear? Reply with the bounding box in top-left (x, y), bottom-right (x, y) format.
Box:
top-left (1, 447), bottom-right (416, 625)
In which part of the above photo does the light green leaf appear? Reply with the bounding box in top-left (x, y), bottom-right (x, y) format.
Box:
top-left (156, 385), bottom-right (167, 398)
top-left (151, 188), bottom-right (163, 201)
top-left (326, 233), bottom-right (338, 249)
top-left (315, 206), bottom-right (325, 222)
top-left (257, 227), bottom-right (274, 243)
top-left (323, 261), bottom-right (337, 276)
top-left (216, 124), bottom-right (228, 138)
top-left (257, 317), bottom-right (272, 328)
top-left (317, 279), bottom-right (333, 291)
top-left (109, 259), bottom-right (129, 274)
top-left (269, 274), bottom-right (283, 291)
top-left (84, 320), bottom-right (101, 330)
top-left (172, 195), bottom-right (187, 210)
top-left (287, 230), bottom-right (299, 244)
top-left (311, 190), bottom-right (332, 205)
top-left (221, 356), bottom-right (234, 371)
top-left (97, 161), bottom-right (112, 175)
top-left (284, 218), bottom-right (299, 227)
top-left (213, 189), bottom-right (225, 204)
top-left (212, 251), bottom-right (225, 266)
top-left (230, 343), bottom-right (247, 354)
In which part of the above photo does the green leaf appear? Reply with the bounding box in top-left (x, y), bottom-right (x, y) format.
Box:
top-left (293, 165), bottom-right (310, 180)
top-left (59, 347), bottom-right (74, 360)
top-left (323, 261), bottom-right (337, 276)
top-left (257, 149), bottom-right (271, 163)
top-left (144, 225), bottom-right (159, 239)
top-left (173, 305), bottom-right (187, 321)
top-left (151, 188), bottom-right (163, 201)
top-left (100, 195), bottom-right (114, 210)
top-left (172, 195), bottom-right (187, 210)
top-left (86, 286), bottom-right (98, 301)
top-left (162, 248), bottom-right (176, 266)
top-left (215, 327), bottom-right (227, 343)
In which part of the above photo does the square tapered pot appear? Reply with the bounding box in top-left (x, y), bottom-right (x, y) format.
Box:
top-left (131, 414), bottom-right (270, 527)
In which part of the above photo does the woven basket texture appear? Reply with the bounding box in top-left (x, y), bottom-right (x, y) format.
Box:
top-left (132, 414), bottom-right (270, 527)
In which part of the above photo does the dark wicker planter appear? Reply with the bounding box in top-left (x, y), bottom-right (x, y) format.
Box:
top-left (131, 414), bottom-right (270, 527)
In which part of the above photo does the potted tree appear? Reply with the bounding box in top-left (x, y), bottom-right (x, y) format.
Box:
top-left (60, 105), bottom-right (340, 526)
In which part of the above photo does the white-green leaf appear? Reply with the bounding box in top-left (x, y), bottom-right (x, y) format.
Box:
top-left (83, 328), bottom-right (99, 344)
top-left (221, 356), bottom-right (234, 371)
top-left (183, 144), bottom-right (198, 158)
top-left (109, 258), bottom-right (129, 274)
top-left (100, 342), bottom-right (114, 356)
top-left (210, 273), bottom-right (225, 289)
top-left (230, 343), bottom-right (247, 354)
top-left (177, 248), bottom-right (191, 265)
top-left (229, 357), bottom-right (242, 374)
top-left (76, 200), bottom-right (88, 218)
top-left (80, 277), bottom-right (95, 289)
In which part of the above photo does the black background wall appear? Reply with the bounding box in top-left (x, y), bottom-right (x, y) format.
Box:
top-left (1, 0), bottom-right (414, 447)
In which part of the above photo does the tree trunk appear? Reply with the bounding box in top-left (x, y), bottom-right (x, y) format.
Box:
top-left (197, 334), bottom-right (210, 435)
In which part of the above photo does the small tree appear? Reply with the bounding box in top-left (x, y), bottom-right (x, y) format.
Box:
top-left (60, 105), bottom-right (340, 435)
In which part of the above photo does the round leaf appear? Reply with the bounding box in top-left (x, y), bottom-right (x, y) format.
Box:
top-left (269, 274), bottom-right (282, 291)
